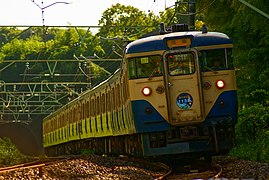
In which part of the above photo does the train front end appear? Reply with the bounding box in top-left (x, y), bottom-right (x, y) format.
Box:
top-left (125, 25), bottom-right (238, 159)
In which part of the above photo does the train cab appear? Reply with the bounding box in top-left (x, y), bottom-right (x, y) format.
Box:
top-left (125, 24), bottom-right (237, 157)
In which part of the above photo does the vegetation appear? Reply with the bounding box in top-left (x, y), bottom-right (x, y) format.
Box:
top-left (197, 0), bottom-right (269, 163)
top-left (0, 138), bottom-right (31, 166)
top-left (0, 1), bottom-right (268, 163)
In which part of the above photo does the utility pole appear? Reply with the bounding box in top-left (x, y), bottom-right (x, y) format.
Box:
top-left (188, 0), bottom-right (196, 30)
top-left (176, 0), bottom-right (196, 30)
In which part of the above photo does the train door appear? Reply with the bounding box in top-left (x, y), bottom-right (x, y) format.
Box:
top-left (163, 49), bottom-right (204, 125)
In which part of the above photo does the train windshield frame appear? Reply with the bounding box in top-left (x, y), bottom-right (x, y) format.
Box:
top-left (199, 48), bottom-right (233, 71)
top-left (127, 55), bottom-right (162, 79)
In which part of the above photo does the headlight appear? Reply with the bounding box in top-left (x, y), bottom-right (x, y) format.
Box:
top-left (142, 87), bottom-right (152, 96)
top-left (216, 79), bottom-right (225, 89)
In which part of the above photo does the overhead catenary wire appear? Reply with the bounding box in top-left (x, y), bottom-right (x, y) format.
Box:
top-left (31, 0), bottom-right (72, 26)
top-left (166, 0), bottom-right (216, 26)
top-left (238, 0), bottom-right (269, 19)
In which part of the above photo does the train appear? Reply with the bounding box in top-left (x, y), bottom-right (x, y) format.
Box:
top-left (43, 23), bottom-right (238, 161)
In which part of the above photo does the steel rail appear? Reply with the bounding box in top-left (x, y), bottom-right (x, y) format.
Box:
top-left (0, 157), bottom-right (68, 174)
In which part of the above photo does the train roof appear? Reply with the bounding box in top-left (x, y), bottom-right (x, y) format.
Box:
top-left (125, 31), bottom-right (232, 54)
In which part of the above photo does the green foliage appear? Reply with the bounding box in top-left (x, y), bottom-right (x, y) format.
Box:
top-left (229, 138), bottom-right (269, 163)
top-left (236, 104), bottom-right (269, 142)
top-left (195, 0), bottom-right (269, 163)
top-left (97, 3), bottom-right (160, 59)
top-left (159, 8), bottom-right (177, 26)
top-left (0, 137), bottom-right (29, 166)
top-left (0, 27), bottom-right (22, 45)
top-left (98, 3), bottom-right (159, 39)
top-left (0, 38), bottom-right (45, 60)
top-left (232, 103), bottom-right (269, 162)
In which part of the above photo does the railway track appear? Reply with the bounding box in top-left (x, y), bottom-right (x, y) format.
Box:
top-left (123, 157), bottom-right (223, 179)
top-left (0, 155), bottom-right (267, 179)
top-left (0, 157), bottom-right (68, 175)
top-left (211, 163), bottom-right (222, 178)
top-left (117, 156), bottom-right (223, 179)
top-left (0, 155), bottom-right (222, 179)
top-left (166, 161), bottom-right (223, 179)
top-left (118, 156), bottom-right (173, 179)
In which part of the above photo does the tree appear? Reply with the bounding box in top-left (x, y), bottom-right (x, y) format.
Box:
top-left (196, 0), bottom-right (269, 107)
top-left (195, 0), bottom-right (269, 162)
top-left (97, 3), bottom-right (160, 59)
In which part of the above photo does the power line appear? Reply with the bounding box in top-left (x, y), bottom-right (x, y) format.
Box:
top-left (238, 0), bottom-right (269, 19)
top-left (31, 0), bottom-right (72, 26)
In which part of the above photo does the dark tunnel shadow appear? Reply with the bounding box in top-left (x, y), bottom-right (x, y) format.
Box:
top-left (0, 122), bottom-right (44, 156)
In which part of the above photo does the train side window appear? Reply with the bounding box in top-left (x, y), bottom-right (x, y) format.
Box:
top-left (97, 96), bottom-right (100, 115)
top-left (86, 100), bottom-right (90, 118)
top-left (95, 97), bottom-right (98, 132)
top-left (116, 85), bottom-right (120, 108)
top-left (101, 94), bottom-right (105, 131)
top-left (107, 91), bottom-right (111, 112)
top-left (101, 94), bottom-right (105, 114)
top-left (167, 53), bottom-right (195, 75)
top-left (82, 103), bottom-right (85, 120)
top-left (106, 91), bottom-right (110, 130)
top-left (72, 124), bottom-right (74, 136)
top-left (90, 98), bottom-right (94, 133)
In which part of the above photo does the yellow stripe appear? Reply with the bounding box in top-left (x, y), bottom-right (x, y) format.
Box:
top-left (195, 44), bottom-right (233, 50)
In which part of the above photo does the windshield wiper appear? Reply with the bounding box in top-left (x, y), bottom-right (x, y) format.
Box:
top-left (204, 66), bottom-right (218, 74)
top-left (148, 68), bottom-right (159, 80)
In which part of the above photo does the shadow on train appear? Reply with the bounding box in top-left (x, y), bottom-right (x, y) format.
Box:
top-left (0, 120), bottom-right (44, 156)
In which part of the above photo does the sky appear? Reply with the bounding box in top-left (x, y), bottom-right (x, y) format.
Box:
top-left (0, 0), bottom-right (176, 26)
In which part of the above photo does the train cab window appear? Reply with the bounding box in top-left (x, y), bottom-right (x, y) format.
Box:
top-left (128, 55), bottom-right (162, 79)
top-left (167, 53), bottom-right (195, 75)
top-left (200, 48), bottom-right (233, 71)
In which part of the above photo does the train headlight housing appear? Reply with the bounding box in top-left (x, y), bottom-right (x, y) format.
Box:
top-left (203, 81), bottom-right (212, 90)
top-left (216, 80), bottom-right (225, 89)
top-left (142, 87), bottom-right (152, 96)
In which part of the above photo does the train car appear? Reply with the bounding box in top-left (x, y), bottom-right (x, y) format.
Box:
top-left (43, 24), bottom-right (237, 160)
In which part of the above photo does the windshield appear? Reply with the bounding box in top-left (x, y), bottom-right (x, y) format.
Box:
top-left (199, 48), bottom-right (233, 71)
top-left (128, 55), bottom-right (162, 79)
top-left (166, 53), bottom-right (195, 76)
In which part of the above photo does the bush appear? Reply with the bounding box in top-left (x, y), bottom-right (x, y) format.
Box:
top-left (229, 138), bottom-right (269, 163)
top-left (236, 104), bottom-right (268, 143)
top-left (230, 103), bottom-right (269, 163)
top-left (0, 137), bottom-right (29, 166)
